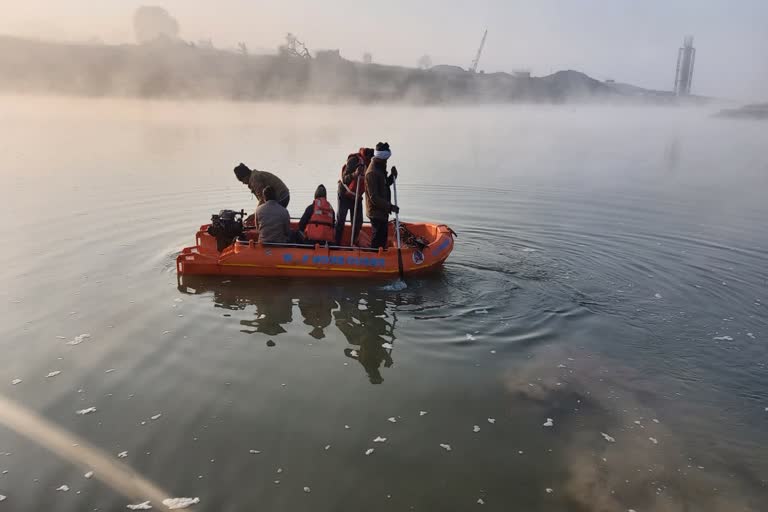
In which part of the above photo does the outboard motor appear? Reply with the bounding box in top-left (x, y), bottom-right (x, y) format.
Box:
top-left (207, 209), bottom-right (246, 251)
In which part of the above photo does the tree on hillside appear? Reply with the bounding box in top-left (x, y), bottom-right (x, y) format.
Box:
top-left (417, 55), bottom-right (432, 70)
top-left (363, 53), bottom-right (373, 64)
top-left (133, 6), bottom-right (180, 44)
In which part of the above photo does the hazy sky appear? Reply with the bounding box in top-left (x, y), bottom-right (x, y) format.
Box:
top-left (2, 0), bottom-right (766, 100)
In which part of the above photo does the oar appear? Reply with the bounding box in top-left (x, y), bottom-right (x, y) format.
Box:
top-left (350, 172), bottom-right (361, 246)
top-left (392, 170), bottom-right (404, 280)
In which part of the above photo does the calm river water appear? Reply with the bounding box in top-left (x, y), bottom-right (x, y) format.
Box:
top-left (0, 97), bottom-right (766, 511)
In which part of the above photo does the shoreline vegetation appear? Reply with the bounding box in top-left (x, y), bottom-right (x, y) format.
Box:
top-left (1, 35), bottom-right (706, 105)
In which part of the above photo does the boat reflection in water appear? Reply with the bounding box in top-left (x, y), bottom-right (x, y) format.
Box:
top-left (177, 275), bottom-right (398, 384)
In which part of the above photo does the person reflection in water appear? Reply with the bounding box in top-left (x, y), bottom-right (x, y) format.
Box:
top-left (298, 295), bottom-right (335, 340)
top-left (336, 296), bottom-right (395, 384)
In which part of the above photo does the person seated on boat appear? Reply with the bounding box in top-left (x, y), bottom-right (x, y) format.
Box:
top-left (364, 142), bottom-right (398, 249)
top-left (254, 186), bottom-right (291, 244)
top-left (336, 147), bottom-right (373, 246)
top-left (234, 163), bottom-right (290, 225)
top-left (298, 184), bottom-right (336, 245)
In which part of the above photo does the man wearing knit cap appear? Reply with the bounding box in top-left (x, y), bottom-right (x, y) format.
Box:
top-left (234, 162), bottom-right (291, 208)
top-left (364, 142), bottom-right (399, 249)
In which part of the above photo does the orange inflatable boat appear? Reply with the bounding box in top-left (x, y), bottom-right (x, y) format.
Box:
top-left (176, 217), bottom-right (455, 278)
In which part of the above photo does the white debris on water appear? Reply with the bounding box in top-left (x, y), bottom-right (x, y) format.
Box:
top-left (56, 485), bottom-right (69, 492)
top-left (150, 414), bottom-right (162, 421)
top-left (56, 336), bottom-right (67, 339)
top-left (0, 495), bottom-right (5, 502)
top-left (601, 432), bottom-right (616, 443)
top-left (490, 350), bottom-right (496, 354)
top-left (303, 487), bottom-right (311, 493)
top-left (649, 437), bottom-right (659, 445)
top-left (473, 425), bottom-right (480, 433)
top-left (713, 335), bottom-right (733, 341)
top-left (46, 371), bottom-right (61, 378)
top-left (746, 332), bottom-right (755, 339)
top-left (76, 407), bottom-right (97, 415)
top-left (174, 298), bottom-right (183, 303)
top-left (324, 445), bottom-right (331, 450)
top-left (105, 368), bottom-right (116, 373)
top-left (127, 501), bottom-right (153, 510)
top-left (11, 379), bottom-right (22, 385)
top-left (476, 309), bottom-right (489, 314)
top-left (373, 437), bottom-right (387, 443)
top-left (365, 448), bottom-right (374, 456)
top-left (545, 488), bottom-right (553, 494)
top-left (652, 418), bottom-right (660, 423)
top-left (654, 293), bottom-right (662, 299)
top-left (249, 450), bottom-right (261, 454)
top-left (477, 497), bottom-right (485, 504)
top-left (543, 418), bottom-right (554, 427)
top-left (381, 343), bottom-right (393, 349)
top-left (162, 331), bottom-right (171, 335)
top-left (419, 411), bottom-right (428, 416)
top-left (66, 334), bottom-right (91, 345)
top-left (162, 497), bottom-right (199, 509)
top-left (349, 350), bottom-right (358, 357)
top-left (439, 444), bottom-right (452, 451)
top-left (487, 418), bottom-right (495, 424)
top-left (117, 451), bottom-right (128, 458)
top-left (276, 468), bottom-right (282, 473)
top-left (465, 333), bottom-right (476, 341)
top-left (84, 471), bottom-right (94, 479)
top-left (387, 417), bottom-right (397, 423)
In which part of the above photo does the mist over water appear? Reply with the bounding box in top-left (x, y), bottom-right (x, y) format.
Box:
top-left (0, 96), bottom-right (767, 511)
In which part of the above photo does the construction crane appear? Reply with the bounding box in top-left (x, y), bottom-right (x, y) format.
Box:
top-left (470, 29), bottom-right (487, 73)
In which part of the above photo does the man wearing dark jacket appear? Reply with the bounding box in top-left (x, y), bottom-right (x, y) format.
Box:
top-left (364, 142), bottom-right (399, 249)
top-left (234, 163), bottom-right (290, 207)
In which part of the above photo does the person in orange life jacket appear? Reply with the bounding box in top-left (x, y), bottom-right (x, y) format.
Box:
top-left (336, 147), bottom-right (373, 246)
top-left (364, 142), bottom-right (398, 249)
top-left (298, 184), bottom-right (336, 245)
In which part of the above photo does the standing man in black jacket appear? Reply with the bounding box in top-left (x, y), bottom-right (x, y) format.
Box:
top-left (364, 142), bottom-right (399, 249)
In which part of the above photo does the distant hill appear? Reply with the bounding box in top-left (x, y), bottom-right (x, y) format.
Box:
top-left (715, 103), bottom-right (768, 120)
top-left (0, 35), bottom-right (681, 104)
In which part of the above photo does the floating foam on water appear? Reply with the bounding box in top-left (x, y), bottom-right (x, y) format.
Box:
top-left (127, 501), bottom-right (152, 510)
top-left (373, 436), bottom-right (387, 443)
top-left (476, 309), bottom-right (489, 314)
top-left (545, 488), bottom-right (553, 494)
top-left (649, 437), bottom-right (658, 445)
top-left (439, 444), bottom-right (452, 451)
top-left (746, 332), bottom-right (755, 339)
top-left (174, 298), bottom-right (183, 303)
top-left (249, 449), bottom-right (261, 454)
top-left (522, 247), bottom-right (537, 253)
top-left (381, 343), bottom-right (393, 349)
top-left (654, 293), bottom-right (662, 299)
top-left (56, 485), bottom-right (69, 492)
top-left (543, 418), bottom-right (554, 427)
top-left (557, 364), bottom-right (567, 368)
top-left (473, 425), bottom-right (480, 433)
top-left (47, 371), bottom-right (61, 378)
top-left (105, 369), bottom-right (116, 374)
top-left (344, 425), bottom-right (350, 429)
top-left (487, 418), bottom-right (495, 424)
top-left (76, 407), bottom-right (96, 415)
top-left (465, 334), bottom-right (476, 341)
top-left (11, 379), bottom-right (22, 385)
top-left (380, 280), bottom-right (407, 292)
top-left (600, 432), bottom-right (616, 443)
top-left (67, 334), bottom-right (91, 345)
top-left (162, 497), bottom-right (200, 509)
top-left (324, 445), bottom-right (331, 450)
top-left (150, 414), bottom-right (162, 421)
top-left (477, 498), bottom-right (485, 504)
top-left (84, 471), bottom-right (94, 479)
top-left (303, 487), bottom-right (311, 493)
top-left (56, 336), bottom-right (67, 340)
top-left (652, 418), bottom-right (660, 423)
top-left (117, 451), bottom-right (128, 458)
top-left (387, 417), bottom-right (397, 423)
top-left (0, 495), bottom-right (5, 502)
top-left (713, 335), bottom-right (733, 341)
top-left (419, 411), bottom-right (428, 416)
top-left (365, 448), bottom-right (374, 455)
